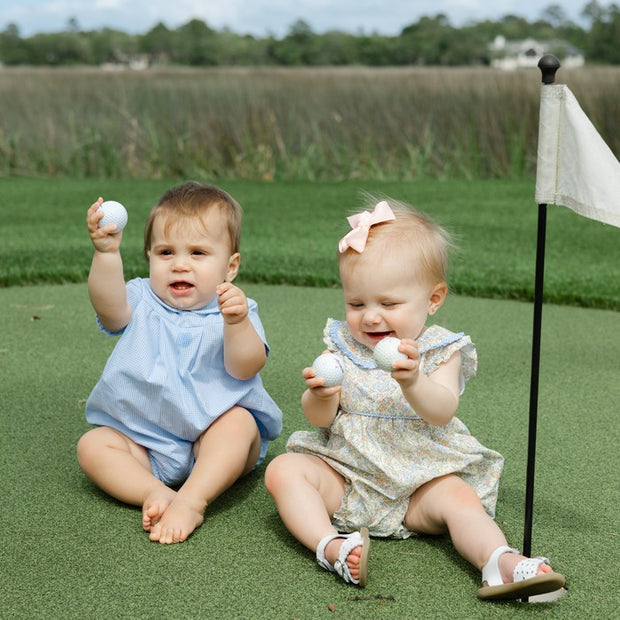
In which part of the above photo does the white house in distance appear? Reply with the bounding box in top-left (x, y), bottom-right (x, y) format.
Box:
top-left (489, 35), bottom-right (585, 69)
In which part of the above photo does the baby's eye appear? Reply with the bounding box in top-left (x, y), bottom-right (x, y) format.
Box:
top-left (159, 249), bottom-right (173, 256)
top-left (192, 249), bottom-right (207, 256)
top-left (348, 302), bottom-right (364, 308)
top-left (382, 302), bottom-right (397, 307)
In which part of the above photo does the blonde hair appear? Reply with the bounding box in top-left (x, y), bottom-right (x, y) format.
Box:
top-left (144, 181), bottom-right (242, 259)
top-left (339, 196), bottom-right (453, 286)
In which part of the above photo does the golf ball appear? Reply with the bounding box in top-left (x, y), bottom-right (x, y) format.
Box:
top-left (373, 337), bottom-right (407, 372)
top-left (311, 353), bottom-right (344, 387)
top-left (97, 200), bottom-right (128, 233)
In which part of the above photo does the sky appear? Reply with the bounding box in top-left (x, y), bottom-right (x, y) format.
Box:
top-left (0, 0), bottom-right (592, 38)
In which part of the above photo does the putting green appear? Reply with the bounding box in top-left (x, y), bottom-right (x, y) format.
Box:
top-left (1, 282), bottom-right (617, 618)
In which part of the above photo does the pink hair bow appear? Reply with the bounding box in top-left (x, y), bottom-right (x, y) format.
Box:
top-left (338, 201), bottom-right (396, 253)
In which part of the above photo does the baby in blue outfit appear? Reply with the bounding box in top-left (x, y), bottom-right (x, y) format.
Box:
top-left (78, 181), bottom-right (282, 544)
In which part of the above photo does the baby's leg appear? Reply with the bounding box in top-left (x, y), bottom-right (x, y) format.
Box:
top-left (148, 406), bottom-right (261, 544)
top-left (77, 426), bottom-right (173, 526)
top-left (404, 475), bottom-right (556, 582)
top-left (264, 453), bottom-right (364, 580)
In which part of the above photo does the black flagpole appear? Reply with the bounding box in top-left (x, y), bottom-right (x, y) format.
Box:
top-left (523, 54), bottom-right (561, 560)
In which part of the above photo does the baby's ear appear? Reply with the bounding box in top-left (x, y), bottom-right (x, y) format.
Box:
top-left (226, 252), bottom-right (240, 282)
top-left (428, 282), bottom-right (448, 315)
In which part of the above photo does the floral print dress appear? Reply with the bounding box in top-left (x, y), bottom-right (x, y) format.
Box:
top-left (286, 319), bottom-right (504, 538)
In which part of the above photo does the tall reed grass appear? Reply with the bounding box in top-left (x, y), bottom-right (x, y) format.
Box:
top-left (1, 66), bottom-right (618, 180)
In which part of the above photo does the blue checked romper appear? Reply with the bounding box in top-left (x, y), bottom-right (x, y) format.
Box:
top-left (85, 278), bottom-right (282, 486)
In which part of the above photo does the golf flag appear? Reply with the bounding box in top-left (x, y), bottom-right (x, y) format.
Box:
top-left (535, 84), bottom-right (620, 228)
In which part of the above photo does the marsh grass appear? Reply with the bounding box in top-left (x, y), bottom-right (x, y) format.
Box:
top-left (1, 66), bottom-right (618, 180)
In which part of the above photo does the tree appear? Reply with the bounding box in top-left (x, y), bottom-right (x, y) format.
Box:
top-left (400, 14), bottom-right (455, 65)
top-left (0, 23), bottom-right (28, 64)
top-left (355, 33), bottom-right (398, 66)
top-left (66, 17), bottom-right (80, 33)
top-left (586, 3), bottom-right (620, 63)
top-left (312, 31), bottom-right (358, 65)
top-left (25, 31), bottom-right (91, 65)
top-left (288, 19), bottom-right (314, 39)
top-left (90, 29), bottom-right (139, 64)
top-left (582, 0), bottom-right (606, 23)
top-left (268, 19), bottom-right (316, 65)
top-left (541, 4), bottom-right (568, 26)
top-left (174, 19), bottom-right (219, 65)
top-left (140, 22), bottom-right (174, 60)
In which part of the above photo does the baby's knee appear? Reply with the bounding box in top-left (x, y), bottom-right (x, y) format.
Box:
top-left (76, 426), bottom-right (131, 469)
top-left (448, 476), bottom-right (483, 509)
top-left (215, 406), bottom-right (258, 438)
top-left (76, 428), bottom-right (100, 468)
top-left (264, 453), bottom-right (296, 495)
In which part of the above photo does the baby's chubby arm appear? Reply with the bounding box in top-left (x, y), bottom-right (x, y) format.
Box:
top-left (217, 282), bottom-right (267, 380)
top-left (390, 339), bottom-right (461, 427)
top-left (300, 362), bottom-right (341, 428)
top-left (86, 197), bottom-right (132, 333)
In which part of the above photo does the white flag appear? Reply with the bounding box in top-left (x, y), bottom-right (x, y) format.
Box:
top-left (535, 84), bottom-right (620, 228)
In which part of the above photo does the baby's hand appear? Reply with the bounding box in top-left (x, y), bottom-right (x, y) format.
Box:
top-left (87, 197), bottom-right (123, 253)
top-left (302, 366), bottom-right (341, 398)
top-left (389, 338), bottom-right (421, 388)
top-left (217, 282), bottom-right (248, 324)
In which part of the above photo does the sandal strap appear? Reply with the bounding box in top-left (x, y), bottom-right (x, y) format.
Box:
top-left (316, 531), bottom-right (364, 584)
top-left (514, 557), bottom-right (550, 582)
top-left (481, 545), bottom-right (518, 587)
top-left (333, 531), bottom-right (363, 584)
top-left (316, 533), bottom-right (340, 572)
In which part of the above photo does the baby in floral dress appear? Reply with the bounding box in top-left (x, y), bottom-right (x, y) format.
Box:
top-left (265, 198), bottom-right (565, 601)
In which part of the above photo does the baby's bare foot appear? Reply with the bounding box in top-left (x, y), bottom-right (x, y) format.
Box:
top-left (325, 539), bottom-right (362, 581)
top-left (148, 495), bottom-right (206, 544)
top-left (142, 486), bottom-right (177, 532)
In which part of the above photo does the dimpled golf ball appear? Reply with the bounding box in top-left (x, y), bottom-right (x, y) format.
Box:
top-left (97, 200), bottom-right (128, 233)
top-left (373, 337), bottom-right (407, 372)
top-left (311, 353), bottom-right (344, 387)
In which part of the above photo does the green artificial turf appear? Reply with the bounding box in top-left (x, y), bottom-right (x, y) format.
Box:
top-left (1, 177), bottom-right (619, 310)
top-left (1, 282), bottom-right (618, 619)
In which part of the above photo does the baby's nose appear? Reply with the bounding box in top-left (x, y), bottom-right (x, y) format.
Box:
top-left (362, 308), bottom-right (382, 324)
top-left (172, 256), bottom-right (190, 270)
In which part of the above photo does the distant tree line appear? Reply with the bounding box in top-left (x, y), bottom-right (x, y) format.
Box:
top-left (1, 1), bottom-right (619, 66)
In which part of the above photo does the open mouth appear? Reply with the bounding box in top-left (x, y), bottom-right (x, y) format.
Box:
top-left (170, 281), bottom-right (195, 294)
top-left (366, 330), bottom-right (394, 342)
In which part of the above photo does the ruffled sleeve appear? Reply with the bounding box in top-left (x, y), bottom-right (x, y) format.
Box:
top-left (418, 325), bottom-right (477, 391)
top-left (322, 318), bottom-right (335, 349)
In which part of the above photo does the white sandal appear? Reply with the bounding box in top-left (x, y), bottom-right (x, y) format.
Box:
top-left (478, 545), bottom-right (566, 601)
top-left (316, 527), bottom-right (370, 587)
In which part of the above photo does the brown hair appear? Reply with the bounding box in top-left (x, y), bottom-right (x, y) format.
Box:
top-left (144, 181), bottom-right (242, 259)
